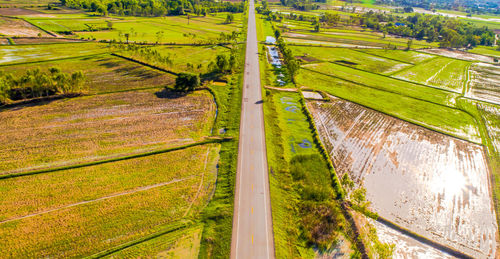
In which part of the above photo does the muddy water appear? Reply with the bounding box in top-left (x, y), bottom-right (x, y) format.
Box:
top-left (308, 97), bottom-right (497, 258)
top-left (369, 219), bottom-right (456, 259)
top-left (468, 63), bottom-right (500, 105)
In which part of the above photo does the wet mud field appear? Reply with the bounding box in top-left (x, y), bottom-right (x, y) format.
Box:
top-left (307, 96), bottom-right (497, 258)
top-left (468, 63), bottom-right (500, 105)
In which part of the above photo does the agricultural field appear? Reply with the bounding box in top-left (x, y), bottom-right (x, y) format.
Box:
top-left (393, 57), bottom-right (470, 92)
top-left (1, 54), bottom-right (175, 93)
top-left (0, 144), bottom-right (220, 257)
top-left (467, 62), bottom-right (500, 105)
top-left (307, 97), bottom-right (497, 258)
top-left (290, 45), bottom-right (411, 74)
top-left (478, 103), bottom-right (500, 153)
top-left (420, 48), bottom-right (498, 63)
top-left (116, 45), bottom-right (230, 74)
top-left (38, 14), bottom-right (243, 43)
top-left (0, 1), bottom-right (246, 258)
top-left (296, 64), bottom-right (482, 143)
top-left (368, 219), bottom-right (455, 258)
top-left (357, 48), bottom-right (435, 64)
top-left (0, 16), bottom-right (50, 37)
top-left (0, 42), bottom-right (109, 64)
top-left (0, 89), bottom-right (215, 173)
top-left (102, 224), bottom-right (204, 258)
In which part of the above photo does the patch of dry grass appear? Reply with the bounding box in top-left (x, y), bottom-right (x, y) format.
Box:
top-left (0, 144), bottom-right (219, 258)
top-left (0, 89), bottom-right (215, 173)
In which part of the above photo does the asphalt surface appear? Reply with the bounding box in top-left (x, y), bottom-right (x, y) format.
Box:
top-left (230, 0), bottom-right (275, 258)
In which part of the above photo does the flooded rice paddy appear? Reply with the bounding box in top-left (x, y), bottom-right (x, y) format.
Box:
top-left (369, 219), bottom-right (456, 259)
top-left (307, 96), bottom-right (497, 258)
top-left (468, 63), bottom-right (500, 105)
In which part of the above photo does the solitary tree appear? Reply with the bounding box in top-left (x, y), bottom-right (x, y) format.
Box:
top-left (225, 13), bottom-right (234, 24)
top-left (406, 39), bottom-right (413, 50)
top-left (174, 73), bottom-right (200, 92)
top-left (124, 33), bottom-right (130, 43)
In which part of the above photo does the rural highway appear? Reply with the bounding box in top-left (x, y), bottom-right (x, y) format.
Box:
top-left (230, 0), bottom-right (275, 258)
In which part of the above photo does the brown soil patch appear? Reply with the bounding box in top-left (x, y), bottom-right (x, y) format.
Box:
top-left (0, 8), bottom-right (44, 16)
top-left (295, 55), bottom-right (319, 63)
top-left (0, 17), bottom-right (50, 37)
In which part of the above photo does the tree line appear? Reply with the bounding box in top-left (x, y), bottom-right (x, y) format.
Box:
top-left (0, 68), bottom-right (85, 105)
top-left (59, 0), bottom-right (245, 16)
top-left (261, 2), bottom-right (496, 49)
top-left (360, 11), bottom-right (496, 48)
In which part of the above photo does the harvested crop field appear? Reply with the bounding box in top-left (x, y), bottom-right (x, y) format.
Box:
top-left (1, 55), bottom-right (175, 93)
top-left (420, 48), bottom-right (496, 63)
top-left (0, 89), bottom-right (215, 173)
top-left (467, 62), bottom-right (500, 105)
top-left (0, 17), bottom-right (50, 37)
top-left (0, 144), bottom-right (219, 257)
top-left (307, 96), bottom-right (497, 258)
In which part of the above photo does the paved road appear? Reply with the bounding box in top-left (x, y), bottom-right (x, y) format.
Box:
top-left (230, 0), bottom-right (275, 258)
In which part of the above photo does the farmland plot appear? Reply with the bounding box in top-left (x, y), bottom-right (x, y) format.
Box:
top-left (0, 17), bottom-right (50, 37)
top-left (357, 49), bottom-right (435, 64)
top-left (393, 57), bottom-right (470, 92)
top-left (307, 97), bottom-right (497, 258)
top-left (467, 62), bottom-right (500, 105)
top-left (296, 69), bottom-right (481, 143)
top-left (290, 46), bottom-right (411, 74)
top-left (2, 55), bottom-right (175, 93)
top-left (0, 42), bottom-right (109, 64)
top-left (0, 145), bottom-right (219, 258)
top-left (420, 48), bottom-right (497, 63)
top-left (369, 219), bottom-right (455, 259)
top-left (0, 89), bottom-right (215, 173)
top-left (478, 103), bottom-right (500, 153)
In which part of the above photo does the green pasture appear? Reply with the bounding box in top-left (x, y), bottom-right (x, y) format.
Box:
top-left (393, 57), bottom-right (470, 93)
top-left (290, 45), bottom-right (411, 74)
top-left (296, 69), bottom-right (481, 143)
